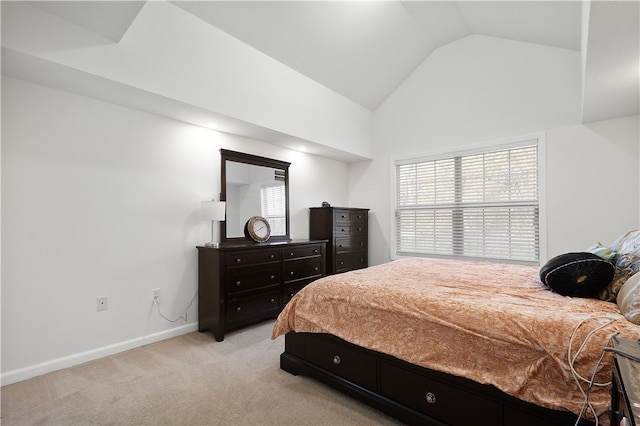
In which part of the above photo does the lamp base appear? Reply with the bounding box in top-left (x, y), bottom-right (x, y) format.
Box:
top-left (205, 241), bottom-right (220, 248)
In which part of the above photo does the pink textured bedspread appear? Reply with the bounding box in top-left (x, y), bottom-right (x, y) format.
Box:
top-left (272, 257), bottom-right (640, 424)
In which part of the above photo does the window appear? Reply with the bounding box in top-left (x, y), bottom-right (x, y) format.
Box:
top-left (394, 138), bottom-right (540, 264)
top-left (261, 184), bottom-right (286, 235)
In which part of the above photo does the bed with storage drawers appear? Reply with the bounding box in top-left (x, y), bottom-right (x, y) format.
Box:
top-left (272, 257), bottom-right (640, 426)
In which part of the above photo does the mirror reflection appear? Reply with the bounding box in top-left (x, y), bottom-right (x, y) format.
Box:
top-left (221, 149), bottom-right (290, 242)
top-left (225, 162), bottom-right (287, 238)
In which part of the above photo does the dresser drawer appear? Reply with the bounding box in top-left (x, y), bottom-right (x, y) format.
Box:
top-left (306, 335), bottom-right (376, 390)
top-left (334, 209), bottom-right (367, 223)
top-left (225, 249), bottom-right (280, 268)
top-left (227, 290), bottom-right (280, 323)
top-left (334, 223), bottom-right (367, 236)
top-left (335, 236), bottom-right (367, 253)
top-left (334, 210), bottom-right (354, 222)
top-left (283, 244), bottom-right (323, 260)
top-left (284, 257), bottom-right (323, 284)
top-left (225, 266), bottom-right (280, 295)
top-left (335, 251), bottom-right (367, 273)
top-left (380, 362), bottom-right (498, 426)
top-left (283, 283), bottom-right (307, 305)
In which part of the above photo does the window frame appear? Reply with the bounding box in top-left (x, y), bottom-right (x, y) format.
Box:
top-left (260, 183), bottom-right (287, 236)
top-left (390, 133), bottom-right (547, 265)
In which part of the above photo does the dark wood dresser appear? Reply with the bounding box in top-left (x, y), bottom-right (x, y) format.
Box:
top-left (309, 207), bottom-right (369, 275)
top-left (197, 240), bottom-right (326, 341)
top-left (611, 337), bottom-right (640, 426)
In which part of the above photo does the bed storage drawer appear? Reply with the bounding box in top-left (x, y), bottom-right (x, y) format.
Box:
top-left (306, 335), bottom-right (376, 390)
top-left (380, 362), bottom-right (498, 426)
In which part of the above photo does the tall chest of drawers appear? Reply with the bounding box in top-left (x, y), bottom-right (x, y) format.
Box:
top-left (309, 207), bottom-right (369, 275)
top-left (197, 240), bottom-right (326, 341)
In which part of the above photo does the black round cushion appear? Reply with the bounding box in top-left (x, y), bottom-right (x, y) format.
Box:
top-left (539, 252), bottom-right (615, 298)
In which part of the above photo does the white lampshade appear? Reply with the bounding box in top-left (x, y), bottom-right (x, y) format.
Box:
top-left (200, 201), bottom-right (226, 221)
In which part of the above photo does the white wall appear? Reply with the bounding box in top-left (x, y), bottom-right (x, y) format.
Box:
top-left (1, 1), bottom-right (372, 160)
top-left (545, 115), bottom-right (640, 256)
top-left (352, 35), bottom-right (639, 266)
top-left (0, 76), bottom-right (348, 384)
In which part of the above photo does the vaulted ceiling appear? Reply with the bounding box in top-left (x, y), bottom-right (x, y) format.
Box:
top-left (10, 1), bottom-right (640, 124)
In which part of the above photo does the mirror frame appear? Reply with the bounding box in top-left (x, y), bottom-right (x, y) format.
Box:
top-left (220, 149), bottom-right (291, 243)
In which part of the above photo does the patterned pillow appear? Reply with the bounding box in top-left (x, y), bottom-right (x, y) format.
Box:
top-left (617, 272), bottom-right (640, 324)
top-left (586, 243), bottom-right (618, 261)
top-left (610, 230), bottom-right (640, 256)
top-left (540, 252), bottom-right (615, 298)
top-left (598, 253), bottom-right (640, 302)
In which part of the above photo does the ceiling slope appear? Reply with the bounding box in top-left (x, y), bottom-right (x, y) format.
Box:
top-left (582, 1), bottom-right (640, 124)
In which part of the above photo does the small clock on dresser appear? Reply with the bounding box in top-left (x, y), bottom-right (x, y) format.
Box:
top-left (244, 216), bottom-right (271, 242)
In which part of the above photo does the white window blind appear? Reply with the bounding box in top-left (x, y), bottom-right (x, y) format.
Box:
top-left (261, 184), bottom-right (286, 235)
top-left (395, 142), bottom-right (539, 263)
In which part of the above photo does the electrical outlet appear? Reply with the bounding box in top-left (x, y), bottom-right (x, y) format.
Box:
top-left (152, 288), bottom-right (160, 304)
top-left (97, 297), bottom-right (108, 312)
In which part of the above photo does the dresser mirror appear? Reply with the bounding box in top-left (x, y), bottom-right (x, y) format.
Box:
top-left (220, 149), bottom-right (290, 242)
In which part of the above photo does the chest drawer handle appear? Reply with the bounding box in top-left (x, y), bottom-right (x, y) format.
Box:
top-left (270, 275), bottom-right (275, 280)
top-left (236, 281), bottom-right (242, 287)
top-left (235, 258), bottom-right (242, 264)
top-left (269, 254), bottom-right (275, 259)
top-left (313, 249), bottom-right (318, 254)
top-left (340, 261), bottom-right (344, 265)
top-left (341, 228), bottom-right (346, 232)
top-left (314, 267), bottom-right (319, 271)
top-left (333, 355), bottom-right (341, 365)
top-left (270, 298), bottom-right (276, 303)
top-left (290, 252), bottom-right (294, 257)
top-left (290, 271), bottom-right (295, 276)
top-left (357, 227), bottom-right (362, 232)
top-left (236, 306), bottom-right (242, 312)
top-left (425, 392), bottom-right (436, 404)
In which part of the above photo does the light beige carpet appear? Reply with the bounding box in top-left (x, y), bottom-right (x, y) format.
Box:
top-left (1, 320), bottom-right (402, 425)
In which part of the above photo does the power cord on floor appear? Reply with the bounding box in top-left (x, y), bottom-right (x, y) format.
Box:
top-left (153, 291), bottom-right (197, 323)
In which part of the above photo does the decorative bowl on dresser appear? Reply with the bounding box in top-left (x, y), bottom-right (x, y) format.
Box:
top-left (197, 240), bottom-right (326, 341)
top-left (309, 207), bottom-right (369, 275)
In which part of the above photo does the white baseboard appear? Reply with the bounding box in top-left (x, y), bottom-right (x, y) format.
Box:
top-left (1, 322), bottom-right (199, 386)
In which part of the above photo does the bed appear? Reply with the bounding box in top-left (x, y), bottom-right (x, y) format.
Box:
top-left (271, 255), bottom-right (640, 426)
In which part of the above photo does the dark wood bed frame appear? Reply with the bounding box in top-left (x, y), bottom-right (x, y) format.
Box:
top-left (281, 332), bottom-right (598, 426)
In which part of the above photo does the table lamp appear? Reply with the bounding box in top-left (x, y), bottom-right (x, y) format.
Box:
top-left (201, 200), bottom-right (226, 247)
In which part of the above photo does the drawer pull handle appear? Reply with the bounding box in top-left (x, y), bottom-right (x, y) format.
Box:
top-left (314, 267), bottom-right (319, 271)
top-left (236, 281), bottom-right (241, 286)
top-left (357, 227), bottom-right (362, 231)
top-left (425, 392), bottom-right (436, 404)
top-left (269, 254), bottom-right (275, 259)
top-left (314, 249), bottom-right (318, 253)
top-left (340, 261), bottom-right (344, 265)
top-left (290, 271), bottom-right (294, 276)
top-left (341, 228), bottom-right (346, 232)
top-left (360, 242), bottom-right (364, 246)
top-left (290, 252), bottom-right (294, 257)
top-left (236, 258), bottom-right (241, 264)
top-left (290, 293), bottom-right (295, 297)
top-left (333, 355), bottom-right (341, 365)
top-left (338, 244), bottom-right (343, 248)
top-left (270, 298), bottom-right (276, 303)
top-left (270, 275), bottom-right (275, 280)
top-left (236, 307), bottom-right (242, 312)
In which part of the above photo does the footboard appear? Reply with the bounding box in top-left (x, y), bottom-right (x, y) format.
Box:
top-left (281, 332), bottom-right (596, 426)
